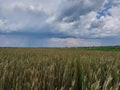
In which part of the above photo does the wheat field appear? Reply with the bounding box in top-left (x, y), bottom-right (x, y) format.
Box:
top-left (0, 48), bottom-right (120, 90)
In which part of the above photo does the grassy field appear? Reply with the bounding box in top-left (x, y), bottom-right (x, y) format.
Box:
top-left (80, 46), bottom-right (120, 51)
top-left (0, 47), bottom-right (120, 90)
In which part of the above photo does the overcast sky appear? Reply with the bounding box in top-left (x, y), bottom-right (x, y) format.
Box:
top-left (0, 0), bottom-right (120, 47)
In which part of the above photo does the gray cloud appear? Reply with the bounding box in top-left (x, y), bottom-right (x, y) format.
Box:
top-left (0, 0), bottom-right (60, 32)
top-left (0, 0), bottom-right (120, 47)
top-left (48, 0), bottom-right (120, 39)
top-left (0, 35), bottom-right (102, 47)
top-left (56, 0), bottom-right (106, 22)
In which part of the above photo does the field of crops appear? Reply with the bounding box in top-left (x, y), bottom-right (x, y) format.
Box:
top-left (0, 48), bottom-right (120, 90)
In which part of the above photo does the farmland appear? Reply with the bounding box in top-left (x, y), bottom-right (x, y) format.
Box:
top-left (0, 47), bottom-right (120, 90)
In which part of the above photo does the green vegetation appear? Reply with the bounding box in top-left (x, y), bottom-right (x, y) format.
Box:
top-left (0, 48), bottom-right (120, 90)
top-left (80, 46), bottom-right (120, 51)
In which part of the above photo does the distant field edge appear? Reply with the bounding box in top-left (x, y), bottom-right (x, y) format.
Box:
top-left (0, 45), bottom-right (120, 51)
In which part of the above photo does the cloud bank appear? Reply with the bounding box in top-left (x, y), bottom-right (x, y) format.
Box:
top-left (0, 0), bottom-right (120, 47)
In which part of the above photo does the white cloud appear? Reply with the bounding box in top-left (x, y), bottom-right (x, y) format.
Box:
top-left (0, 0), bottom-right (60, 32)
top-left (47, 0), bottom-right (120, 39)
top-left (109, 6), bottom-right (120, 18)
top-left (50, 38), bottom-right (101, 47)
top-left (88, 5), bottom-right (120, 38)
top-left (0, 0), bottom-right (120, 47)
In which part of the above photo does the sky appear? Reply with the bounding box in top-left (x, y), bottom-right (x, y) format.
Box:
top-left (0, 0), bottom-right (120, 47)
